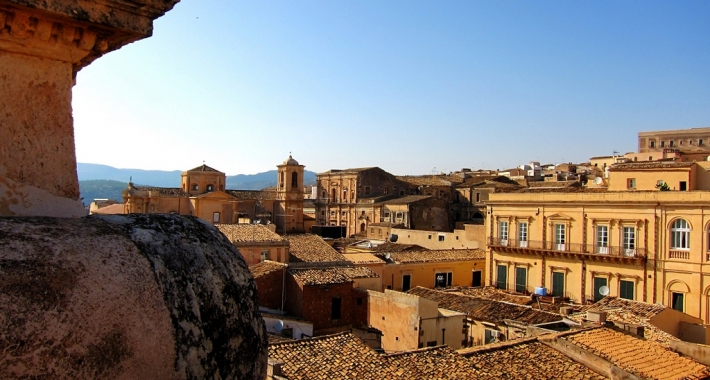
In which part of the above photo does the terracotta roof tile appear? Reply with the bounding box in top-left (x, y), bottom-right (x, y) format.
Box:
top-left (284, 234), bottom-right (348, 262)
top-left (185, 164), bottom-right (222, 173)
top-left (395, 175), bottom-right (463, 186)
top-left (444, 286), bottom-right (569, 313)
top-left (386, 249), bottom-right (485, 264)
top-left (565, 327), bottom-right (710, 379)
top-left (132, 186), bottom-right (188, 197)
top-left (343, 253), bottom-right (385, 265)
top-left (290, 268), bottom-right (352, 286)
top-left (224, 190), bottom-right (279, 200)
top-left (463, 339), bottom-right (605, 379)
top-left (268, 333), bottom-right (401, 379)
top-left (339, 266), bottom-right (379, 279)
top-left (610, 161), bottom-right (695, 171)
top-left (371, 243), bottom-right (427, 252)
top-left (216, 224), bottom-right (285, 243)
top-left (408, 287), bottom-right (562, 325)
top-left (249, 260), bottom-right (287, 279)
top-left (382, 346), bottom-right (479, 379)
top-left (528, 180), bottom-right (581, 188)
top-left (577, 296), bottom-right (666, 319)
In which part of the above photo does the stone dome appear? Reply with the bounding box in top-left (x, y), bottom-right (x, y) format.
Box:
top-left (283, 155), bottom-right (299, 166)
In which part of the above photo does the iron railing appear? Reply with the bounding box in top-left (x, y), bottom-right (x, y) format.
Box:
top-left (489, 237), bottom-right (647, 258)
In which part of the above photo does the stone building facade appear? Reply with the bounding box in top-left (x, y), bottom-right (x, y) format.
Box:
top-left (638, 126), bottom-right (710, 154)
top-left (486, 160), bottom-right (710, 323)
top-left (123, 156), bottom-right (305, 234)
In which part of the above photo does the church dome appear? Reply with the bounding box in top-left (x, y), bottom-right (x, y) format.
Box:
top-left (283, 155), bottom-right (299, 166)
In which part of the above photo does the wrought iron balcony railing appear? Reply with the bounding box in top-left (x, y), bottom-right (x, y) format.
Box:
top-left (488, 237), bottom-right (646, 258)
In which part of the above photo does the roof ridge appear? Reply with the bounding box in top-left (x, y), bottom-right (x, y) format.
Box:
top-left (268, 331), bottom-right (352, 347)
top-left (382, 345), bottom-right (450, 358)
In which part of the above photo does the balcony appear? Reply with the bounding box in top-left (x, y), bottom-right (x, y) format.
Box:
top-left (489, 237), bottom-right (646, 261)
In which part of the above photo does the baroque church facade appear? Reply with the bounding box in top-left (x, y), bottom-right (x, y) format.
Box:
top-left (123, 155), bottom-right (305, 234)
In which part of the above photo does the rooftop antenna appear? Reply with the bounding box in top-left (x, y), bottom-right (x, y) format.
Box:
top-left (431, 167), bottom-right (437, 175)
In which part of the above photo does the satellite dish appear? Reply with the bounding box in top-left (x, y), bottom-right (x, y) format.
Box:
top-left (389, 234), bottom-right (398, 242)
top-left (594, 177), bottom-right (603, 185)
top-left (599, 286), bottom-right (610, 297)
top-left (385, 252), bottom-right (391, 260)
top-left (274, 320), bottom-right (284, 333)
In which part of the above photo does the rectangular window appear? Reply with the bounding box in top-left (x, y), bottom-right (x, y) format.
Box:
top-left (370, 228), bottom-right (374, 234)
top-left (402, 274), bottom-right (411, 292)
top-left (701, 139), bottom-right (705, 146)
top-left (620, 280), bottom-right (634, 300)
top-left (475, 192), bottom-right (481, 203)
top-left (515, 267), bottom-right (527, 293)
top-left (438, 235), bottom-right (445, 242)
top-left (623, 227), bottom-right (635, 256)
top-left (331, 297), bottom-right (342, 320)
top-left (384, 212), bottom-right (390, 218)
top-left (499, 221), bottom-right (509, 245)
top-left (384, 187), bottom-right (389, 194)
top-left (472, 271), bottom-right (482, 287)
top-left (593, 277), bottom-right (608, 302)
top-left (364, 186), bottom-right (371, 195)
top-left (435, 272), bottom-right (453, 288)
top-left (518, 222), bottom-right (528, 247)
top-left (551, 272), bottom-right (565, 297)
top-left (484, 329), bottom-right (498, 344)
top-left (596, 225), bottom-right (608, 254)
top-left (260, 250), bottom-right (269, 262)
top-left (378, 228), bottom-right (382, 237)
top-left (627, 178), bottom-right (636, 189)
top-left (213, 212), bottom-right (220, 223)
top-left (341, 211), bottom-right (346, 216)
top-left (554, 224), bottom-right (566, 251)
top-left (672, 292), bottom-right (684, 312)
top-left (680, 181), bottom-right (687, 191)
top-left (496, 265), bottom-right (507, 290)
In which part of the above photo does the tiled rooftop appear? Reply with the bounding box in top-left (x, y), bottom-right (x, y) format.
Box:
top-left (377, 195), bottom-right (432, 205)
top-left (382, 346), bottom-right (479, 379)
top-left (185, 164), bottom-right (222, 173)
top-left (343, 253), bottom-right (385, 265)
top-left (408, 287), bottom-right (562, 325)
top-left (224, 189), bottom-right (279, 200)
top-left (318, 167), bottom-right (378, 175)
top-left (249, 260), bottom-right (287, 279)
top-left (290, 268), bottom-right (352, 286)
top-left (268, 333), bottom-right (400, 380)
top-left (216, 224), bottom-right (285, 243)
top-left (565, 327), bottom-right (710, 379)
top-left (267, 333), bottom-right (295, 345)
top-left (339, 266), bottom-right (379, 279)
top-left (610, 161), bottom-right (695, 171)
top-left (567, 296), bottom-right (678, 346)
top-left (284, 234), bottom-right (348, 262)
top-left (289, 266), bottom-right (379, 285)
top-left (446, 287), bottom-right (567, 313)
top-left (386, 249), bottom-right (485, 264)
top-left (132, 186), bottom-right (188, 197)
top-left (577, 296), bottom-right (666, 319)
top-left (371, 243), bottom-right (427, 252)
top-left (395, 175), bottom-right (463, 186)
top-left (462, 339), bottom-right (605, 379)
top-left (528, 180), bottom-right (580, 188)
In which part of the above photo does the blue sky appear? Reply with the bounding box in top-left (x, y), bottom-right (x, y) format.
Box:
top-left (73, 1), bottom-right (710, 175)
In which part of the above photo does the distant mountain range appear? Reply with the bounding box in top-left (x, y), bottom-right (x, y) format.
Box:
top-left (78, 163), bottom-right (316, 203)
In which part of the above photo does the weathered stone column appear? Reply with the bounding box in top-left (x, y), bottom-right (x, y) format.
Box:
top-left (0, 0), bottom-right (178, 216)
top-left (0, 1), bottom-right (268, 379)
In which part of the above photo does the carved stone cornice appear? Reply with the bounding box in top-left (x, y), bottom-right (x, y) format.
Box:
top-left (0, 0), bottom-right (180, 73)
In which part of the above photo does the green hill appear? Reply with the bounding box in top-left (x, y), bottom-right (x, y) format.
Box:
top-left (79, 180), bottom-right (128, 206)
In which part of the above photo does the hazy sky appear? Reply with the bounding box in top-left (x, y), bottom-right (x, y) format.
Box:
top-left (73, 1), bottom-right (710, 176)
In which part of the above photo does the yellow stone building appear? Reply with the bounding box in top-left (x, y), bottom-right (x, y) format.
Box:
top-left (123, 156), bottom-right (306, 234)
top-left (486, 160), bottom-right (710, 323)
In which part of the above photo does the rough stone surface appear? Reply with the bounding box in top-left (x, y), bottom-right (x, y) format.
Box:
top-left (0, 214), bottom-right (268, 379)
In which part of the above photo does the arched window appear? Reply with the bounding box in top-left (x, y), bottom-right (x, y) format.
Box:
top-left (192, 184), bottom-right (199, 191)
top-left (671, 219), bottom-right (690, 250)
top-left (650, 140), bottom-right (656, 148)
top-left (291, 172), bottom-right (298, 188)
top-left (207, 184), bottom-right (214, 191)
